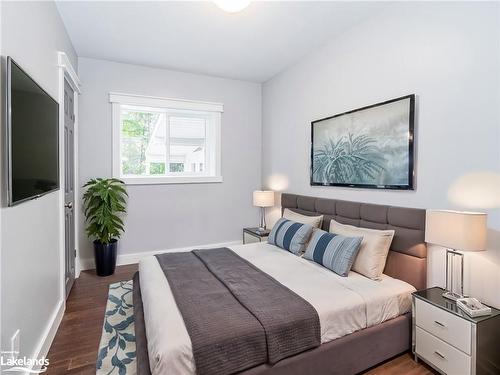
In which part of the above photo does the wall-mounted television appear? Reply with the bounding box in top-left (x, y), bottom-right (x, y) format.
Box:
top-left (311, 95), bottom-right (415, 190)
top-left (6, 57), bottom-right (59, 206)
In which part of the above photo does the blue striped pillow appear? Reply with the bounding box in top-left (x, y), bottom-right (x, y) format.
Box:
top-left (268, 218), bottom-right (313, 255)
top-left (304, 229), bottom-right (363, 277)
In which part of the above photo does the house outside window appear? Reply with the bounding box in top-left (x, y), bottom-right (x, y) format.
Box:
top-left (110, 93), bottom-right (222, 184)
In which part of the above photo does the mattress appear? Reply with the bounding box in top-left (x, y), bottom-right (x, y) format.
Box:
top-left (139, 242), bottom-right (415, 375)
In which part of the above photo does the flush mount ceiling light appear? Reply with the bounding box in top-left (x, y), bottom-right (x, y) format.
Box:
top-left (213, 0), bottom-right (251, 13)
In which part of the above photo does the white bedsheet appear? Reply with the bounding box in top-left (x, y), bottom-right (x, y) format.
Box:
top-left (139, 242), bottom-right (415, 375)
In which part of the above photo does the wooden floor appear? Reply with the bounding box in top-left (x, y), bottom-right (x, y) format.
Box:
top-left (46, 264), bottom-right (138, 374)
top-left (46, 265), bottom-right (436, 375)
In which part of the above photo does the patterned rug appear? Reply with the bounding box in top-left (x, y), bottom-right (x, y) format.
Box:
top-left (97, 280), bottom-right (137, 375)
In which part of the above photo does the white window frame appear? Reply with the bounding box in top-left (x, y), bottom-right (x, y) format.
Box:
top-left (110, 92), bottom-right (223, 185)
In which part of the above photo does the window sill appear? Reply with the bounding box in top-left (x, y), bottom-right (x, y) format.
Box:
top-left (119, 175), bottom-right (223, 185)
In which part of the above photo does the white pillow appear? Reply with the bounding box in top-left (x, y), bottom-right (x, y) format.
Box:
top-left (283, 208), bottom-right (323, 228)
top-left (329, 219), bottom-right (394, 280)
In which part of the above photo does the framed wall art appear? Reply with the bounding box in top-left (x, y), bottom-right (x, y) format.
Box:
top-left (311, 95), bottom-right (415, 190)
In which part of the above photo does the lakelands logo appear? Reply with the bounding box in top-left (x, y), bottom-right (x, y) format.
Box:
top-left (1, 351), bottom-right (49, 373)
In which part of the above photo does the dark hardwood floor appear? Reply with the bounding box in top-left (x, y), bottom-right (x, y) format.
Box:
top-left (46, 264), bottom-right (138, 374)
top-left (46, 265), bottom-right (435, 374)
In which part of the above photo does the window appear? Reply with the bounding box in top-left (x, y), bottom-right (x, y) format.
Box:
top-left (111, 93), bottom-right (222, 184)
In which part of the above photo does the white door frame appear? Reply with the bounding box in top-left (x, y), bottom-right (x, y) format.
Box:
top-left (57, 52), bottom-right (81, 305)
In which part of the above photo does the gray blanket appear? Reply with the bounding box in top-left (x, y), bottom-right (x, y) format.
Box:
top-left (155, 248), bottom-right (320, 375)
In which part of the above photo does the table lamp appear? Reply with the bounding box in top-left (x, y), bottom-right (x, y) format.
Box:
top-left (253, 190), bottom-right (274, 231)
top-left (425, 210), bottom-right (487, 300)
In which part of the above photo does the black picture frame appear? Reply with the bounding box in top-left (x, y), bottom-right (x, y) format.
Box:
top-left (310, 94), bottom-right (415, 190)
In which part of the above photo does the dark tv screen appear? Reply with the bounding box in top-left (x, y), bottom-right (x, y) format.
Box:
top-left (7, 57), bottom-right (59, 205)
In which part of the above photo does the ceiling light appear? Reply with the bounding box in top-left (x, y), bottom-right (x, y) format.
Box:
top-left (213, 0), bottom-right (251, 13)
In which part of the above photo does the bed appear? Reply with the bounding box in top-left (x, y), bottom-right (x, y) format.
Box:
top-left (133, 193), bottom-right (427, 375)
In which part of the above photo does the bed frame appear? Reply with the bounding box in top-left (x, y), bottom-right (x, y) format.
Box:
top-left (133, 193), bottom-right (427, 375)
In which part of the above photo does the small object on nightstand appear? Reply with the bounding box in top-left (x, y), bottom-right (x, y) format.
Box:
top-left (457, 297), bottom-right (492, 317)
top-left (243, 227), bottom-right (271, 244)
top-left (412, 287), bottom-right (500, 375)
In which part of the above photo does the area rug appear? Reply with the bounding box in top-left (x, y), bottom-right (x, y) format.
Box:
top-left (97, 280), bottom-right (137, 375)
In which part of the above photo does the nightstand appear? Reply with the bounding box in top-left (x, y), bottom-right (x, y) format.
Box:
top-left (242, 227), bottom-right (270, 244)
top-left (412, 287), bottom-right (500, 375)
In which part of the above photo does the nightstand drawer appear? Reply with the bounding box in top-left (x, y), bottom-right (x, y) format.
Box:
top-left (416, 327), bottom-right (471, 375)
top-left (415, 298), bottom-right (471, 354)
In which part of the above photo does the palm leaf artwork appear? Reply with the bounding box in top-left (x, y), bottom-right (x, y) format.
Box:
top-left (83, 178), bottom-right (128, 244)
top-left (313, 133), bottom-right (386, 184)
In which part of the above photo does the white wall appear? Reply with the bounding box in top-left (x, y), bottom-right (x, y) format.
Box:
top-left (78, 58), bottom-right (262, 264)
top-left (0, 0), bottom-right (77, 363)
top-left (262, 2), bottom-right (500, 307)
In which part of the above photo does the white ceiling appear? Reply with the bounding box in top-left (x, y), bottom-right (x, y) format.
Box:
top-left (56, 1), bottom-right (386, 82)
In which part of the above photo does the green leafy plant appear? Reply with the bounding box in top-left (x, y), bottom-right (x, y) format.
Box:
top-left (313, 133), bottom-right (386, 184)
top-left (83, 178), bottom-right (128, 244)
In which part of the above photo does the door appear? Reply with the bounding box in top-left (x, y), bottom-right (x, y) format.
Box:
top-left (64, 80), bottom-right (76, 298)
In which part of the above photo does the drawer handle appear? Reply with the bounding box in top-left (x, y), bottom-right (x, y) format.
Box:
top-left (434, 351), bottom-right (446, 360)
top-left (434, 320), bottom-right (446, 328)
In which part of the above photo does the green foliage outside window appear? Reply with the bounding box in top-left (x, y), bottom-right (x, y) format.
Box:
top-left (150, 162), bottom-right (165, 174)
top-left (169, 163), bottom-right (184, 172)
top-left (121, 111), bottom-right (159, 175)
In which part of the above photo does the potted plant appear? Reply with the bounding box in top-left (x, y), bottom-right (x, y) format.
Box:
top-left (83, 178), bottom-right (128, 276)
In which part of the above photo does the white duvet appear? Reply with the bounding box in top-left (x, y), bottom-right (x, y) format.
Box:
top-left (139, 242), bottom-right (415, 375)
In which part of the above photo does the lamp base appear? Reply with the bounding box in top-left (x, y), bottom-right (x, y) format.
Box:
top-left (442, 291), bottom-right (465, 301)
top-left (444, 249), bottom-right (465, 302)
top-left (259, 207), bottom-right (267, 231)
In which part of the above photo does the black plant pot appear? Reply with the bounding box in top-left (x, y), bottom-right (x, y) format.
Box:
top-left (94, 239), bottom-right (117, 277)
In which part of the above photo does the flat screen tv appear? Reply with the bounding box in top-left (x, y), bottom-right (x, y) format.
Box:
top-left (311, 95), bottom-right (415, 190)
top-left (6, 57), bottom-right (59, 206)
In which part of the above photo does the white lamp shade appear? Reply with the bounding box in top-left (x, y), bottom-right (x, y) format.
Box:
top-left (253, 191), bottom-right (274, 207)
top-left (425, 210), bottom-right (487, 251)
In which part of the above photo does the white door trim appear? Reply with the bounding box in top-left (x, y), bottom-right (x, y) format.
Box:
top-left (57, 52), bottom-right (81, 308)
top-left (59, 52), bottom-right (81, 94)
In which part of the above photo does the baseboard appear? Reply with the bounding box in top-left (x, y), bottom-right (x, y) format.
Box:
top-left (79, 240), bottom-right (242, 271)
top-left (31, 298), bottom-right (65, 372)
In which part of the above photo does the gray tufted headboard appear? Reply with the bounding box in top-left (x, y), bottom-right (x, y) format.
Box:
top-left (281, 193), bottom-right (427, 290)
